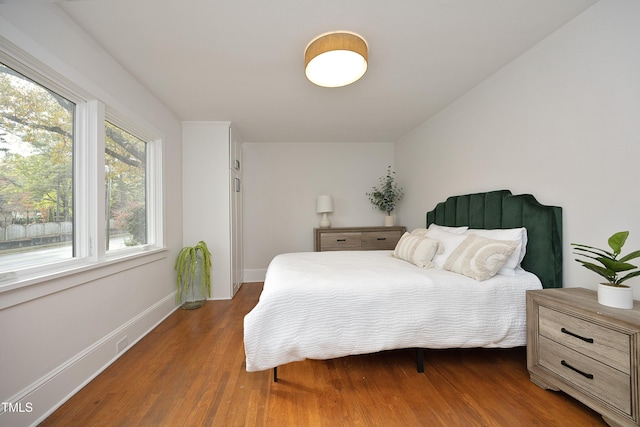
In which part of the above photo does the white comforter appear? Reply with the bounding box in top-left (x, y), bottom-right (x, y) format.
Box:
top-left (244, 250), bottom-right (542, 372)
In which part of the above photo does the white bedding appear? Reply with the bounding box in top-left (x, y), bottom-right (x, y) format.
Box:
top-left (243, 250), bottom-right (542, 372)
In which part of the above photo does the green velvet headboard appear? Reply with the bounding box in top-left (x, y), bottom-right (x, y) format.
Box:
top-left (426, 190), bottom-right (562, 288)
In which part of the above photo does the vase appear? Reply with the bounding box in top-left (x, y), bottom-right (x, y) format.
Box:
top-left (597, 283), bottom-right (634, 309)
top-left (181, 255), bottom-right (207, 310)
top-left (384, 215), bottom-right (394, 227)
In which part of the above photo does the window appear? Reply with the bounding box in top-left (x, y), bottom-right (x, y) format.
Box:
top-left (0, 62), bottom-right (75, 271)
top-left (0, 47), bottom-right (164, 288)
top-left (105, 121), bottom-right (147, 251)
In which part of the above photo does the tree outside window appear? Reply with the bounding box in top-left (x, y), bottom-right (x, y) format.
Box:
top-left (105, 121), bottom-right (147, 250)
top-left (0, 62), bottom-right (74, 268)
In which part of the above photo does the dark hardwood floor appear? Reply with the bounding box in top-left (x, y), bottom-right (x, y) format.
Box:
top-left (41, 282), bottom-right (606, 426)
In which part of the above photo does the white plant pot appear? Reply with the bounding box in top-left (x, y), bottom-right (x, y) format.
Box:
top-left (597, 283), bottom-right (634, 309)
top-left (384, 215), bottom-right (395, 227)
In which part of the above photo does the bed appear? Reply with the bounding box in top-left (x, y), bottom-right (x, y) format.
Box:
top-left (244, 190), bottom-right (562, 378)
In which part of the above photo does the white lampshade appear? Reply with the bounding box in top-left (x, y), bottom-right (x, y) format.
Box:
top-left (305, 31), bottom-right (368, 88)
top-left (316, 195), bottom-right (334, 213)
top-left (316, 195), bottom-right (333, 228)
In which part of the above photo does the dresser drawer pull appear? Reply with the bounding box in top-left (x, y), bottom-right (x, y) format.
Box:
top-left (336, 239), bottom-right (346, 242)
top-left (377, 237), bottom-right (387, 241)
top-left (561, 360), bottom-right (594, 379)
top-left (561, 327), bottom-right (594, 343)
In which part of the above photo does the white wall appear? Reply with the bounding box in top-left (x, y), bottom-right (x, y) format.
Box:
top-left (243, 142), bottom-right (395, 280)
top-left (0, 4), bottom-right (182, 426)
top-left (395, 0), bottom-right (640, 295)
top-left (182, 122), bottom-right (235, 299)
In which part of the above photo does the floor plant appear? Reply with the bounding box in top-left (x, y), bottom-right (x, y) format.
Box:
top-left (175, 240), bottom-right (212, 309)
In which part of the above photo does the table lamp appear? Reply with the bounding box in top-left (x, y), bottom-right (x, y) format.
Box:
top-left (316, 195), bottom-right (333, 228)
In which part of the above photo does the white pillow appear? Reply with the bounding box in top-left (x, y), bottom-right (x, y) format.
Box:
top-left (409, 228), bottom-right (429, 237)
top-left (392, 232), bottom-right (442, 268)
top-left (465, 228), bottom-right (528, 275)
top-left (424, 228), bottom-right (469, 269)
top-left (427, 223), bottom-right (469, 234)
top-left (443, 234), bottom-right (519, 281)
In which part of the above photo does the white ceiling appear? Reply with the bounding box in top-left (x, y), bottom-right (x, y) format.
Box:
top-left (57, 0), bottom-right (597, 143)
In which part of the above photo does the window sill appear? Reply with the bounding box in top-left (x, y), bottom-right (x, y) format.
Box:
top-left (0, 248), bottom-right (169, 310)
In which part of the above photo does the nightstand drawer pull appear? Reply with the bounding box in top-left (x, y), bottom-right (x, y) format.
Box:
top-left (561, 360), bottom-right (594, 379)
top-left (561, 327), bottom-right (594, 343)
top-left (377, 237), bottom-right (386, 240)
top-left (336, 239), bottom-right (346, 242)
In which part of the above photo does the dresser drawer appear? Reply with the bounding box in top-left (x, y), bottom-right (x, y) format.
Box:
top-left (319, 232), bottom-right (361, 250)
top-left (539, 336), bottom-right (631, 415)
top-left (315, 227), bottom-right (406, 251)
top-left (361, 230), bottom-right (403, 250)
top-left (539, 306), bottom-right (630, 374)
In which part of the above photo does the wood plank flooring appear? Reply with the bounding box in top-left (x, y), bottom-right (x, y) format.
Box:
top-left (41, 282), bottom-right (606, 426)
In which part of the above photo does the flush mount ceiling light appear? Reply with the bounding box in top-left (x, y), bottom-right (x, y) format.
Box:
top-left (304, 31), bottom-right (368, 88)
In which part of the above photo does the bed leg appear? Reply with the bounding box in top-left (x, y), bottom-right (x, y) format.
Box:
top-left (273, 366), bottom-right (278, 382)
top-left (417, 348), bottom-right (424, 373)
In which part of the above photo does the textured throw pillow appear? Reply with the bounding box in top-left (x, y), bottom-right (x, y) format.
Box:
top-left (443, 234), bottom-right (519, 281)
top-left (466, 228), bottom-right (528, 275)
top-left (392, 232), bottom-right (442, 268)
top-left (424, 228), bottom-right (469, 269)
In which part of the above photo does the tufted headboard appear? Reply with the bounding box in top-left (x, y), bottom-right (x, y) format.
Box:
top-left (426, 190), bottom-right (563, 288)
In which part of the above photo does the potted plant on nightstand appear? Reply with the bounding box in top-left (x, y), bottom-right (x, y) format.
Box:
top-left (572, 231), bottom-right (640, 309)
top-left (366, 166), bottom-right (404, 226)
top-left (175, 241), bottom-right (212, 309)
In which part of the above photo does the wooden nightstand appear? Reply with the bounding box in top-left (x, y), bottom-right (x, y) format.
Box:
top-left (314, 226), bottom-right (405, 252)
top-left (527, 288), bottom-right (640, 427)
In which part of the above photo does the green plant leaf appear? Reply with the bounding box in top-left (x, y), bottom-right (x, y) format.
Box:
top-left (571, 244), bottom-right (615, 259)
top-left (608, 231), bottom-right (629, 255)
top-left (598, 257), bottom-right (637, 272)
top-left (619, 250), bottom-right (640, 263)
top-left (619, 270), bottom-right (640, 285)
top-left (574, 259), bottom-right (615, 282)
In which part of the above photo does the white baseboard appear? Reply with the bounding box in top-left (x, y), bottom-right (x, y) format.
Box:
top-left (0, 292), bottom-right (178, 427)
top-left (243, 268), bottom-right (266, 282)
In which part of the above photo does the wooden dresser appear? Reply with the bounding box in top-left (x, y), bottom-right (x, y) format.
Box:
top-left (527, 288), bottom-right (640, 427)
top-left (314, 226), bottom-right (405, 252)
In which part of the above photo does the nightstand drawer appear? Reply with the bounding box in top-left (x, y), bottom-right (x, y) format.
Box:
top-left (527, 288), bottom-right (640, 426)
top-left (320, 232), bottom-right (361, 250)
top-left (539, 336), bottom-right (631, 415)
top-left (539, 306), bottom-right (630, 374)
top-left (361, 230), bottom-right (403, 250)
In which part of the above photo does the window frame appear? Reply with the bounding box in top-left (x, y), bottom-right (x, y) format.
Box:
top-left (0, 39), bottom-right (166, 309)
